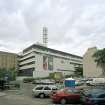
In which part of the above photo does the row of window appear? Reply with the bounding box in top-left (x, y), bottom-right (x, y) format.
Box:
top-left (70, 58), bottom-right (82, 63)
top-left (36, 48), bottom-right (82, 60)
top-left (22, 52), bottom-right (33, 58)
top-left (33, 51), bottom-right (82, 62)
top-left (70, 62), bottom-right (83, 67)
top-left (18, 68), bottom-right (34, 76)
top-left (19, 56), bottom-right (35, 62)
top-left (19, 61), bottom-right (35, 67)
top-left (22, 50), bottom-right (82, 65)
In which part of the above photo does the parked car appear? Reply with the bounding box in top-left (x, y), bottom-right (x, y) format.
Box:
top-left (86, 78), bottom-right (105, 86)
top-left (32, 80), bottom-right (42, 84)
top-left (51, 87), bottom-right (83, 104)
top-left (32, 79), bottom-right (55, 85)
top-left (0, 80), bottom-right (6, 90)
top-left (86, 78), bottom-right (93, 86)
top-left (82, 88), bottom-right (105, 105)
top-left (32, 85), bottom-right (58, 98)
top-left (75, 80), bottom-right (84, 86)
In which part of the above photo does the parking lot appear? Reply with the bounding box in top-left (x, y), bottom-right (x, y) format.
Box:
top-left (0, 82), bottom-right (85, 105)
top-left (0, 82), bottom-right (89, 105)
top-left (1, 82), bottom-right (105, 105)
top-left (0, 93), bottom-right (51, 105)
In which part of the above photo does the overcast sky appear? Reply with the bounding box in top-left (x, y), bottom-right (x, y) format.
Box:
top-left (0, 0), bottom-right (105, 56)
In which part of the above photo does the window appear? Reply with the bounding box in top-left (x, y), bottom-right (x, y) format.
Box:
top-left (35, 87), bottom-right (43, 90)
top-left (73, 90), bottom-right (80, 93)
top-left (44, 86), bottom-right (51, 90)
top-left (86, 94), bottom-right (93, 98)
top-left (98, 94), bottom-right (105, 98)
top-left (19, 56), bottom-right (35, 62)
top-left (18, 68), bottom-right (34, 76)
top-left (19, 61), bottom-right (35, 67)
top-left (64, 89), bottom-right (72, 93)
top-left (52, 88), bottom-right (57, 90)
top-left (48, 56), bottom-right (53, 70)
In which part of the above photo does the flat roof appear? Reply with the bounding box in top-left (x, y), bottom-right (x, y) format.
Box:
top-left (23, 44), bottom-right (83, 59)
top-left (0, 51), bottom-right (17, 55)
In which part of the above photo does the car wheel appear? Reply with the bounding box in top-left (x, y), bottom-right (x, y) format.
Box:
top-left (60, 98), bottom-right (67, 105)
top-left (39, 93), bottom-right (45, 98)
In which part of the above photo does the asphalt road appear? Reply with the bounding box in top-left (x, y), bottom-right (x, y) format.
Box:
top-left (0, 83), bottom-right (82, 105)
top-left (0, 83), bottom-right (53, 105)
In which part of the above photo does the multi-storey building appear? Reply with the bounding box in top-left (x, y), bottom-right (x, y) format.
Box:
top-left (83, 47), bottom-right (102, 78)
top-left (0, 51), bottom-right (18, 70)
top-left (18, 44), bottom-right (83, 78)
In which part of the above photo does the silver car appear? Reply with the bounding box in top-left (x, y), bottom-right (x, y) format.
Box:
top-left (32, 85), bottom-right (58, 98)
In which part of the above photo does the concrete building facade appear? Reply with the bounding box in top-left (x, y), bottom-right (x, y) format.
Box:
top-left (0, 51), bottom-right (18, 70)
top-left (18, 44), bottom-right (83, 78)
top-left (83, 47), bottom-right (102, 78)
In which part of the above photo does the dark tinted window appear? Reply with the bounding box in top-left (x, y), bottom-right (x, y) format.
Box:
top-left (98, 94), bottom-right (105, 98)
top-left (18, 68), bottom-right (34, 76)
top-left (52, 87), bottom-right (57, 90)
top-left (87, 94), bottom-right (93, 98)
top-left (44, 86), bottom-right (51, 90)
top-left (35, 87), bottom-right (43, 90)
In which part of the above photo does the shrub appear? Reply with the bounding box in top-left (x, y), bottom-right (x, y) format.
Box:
top-left (23, 77), bottom-right (35, 83)
top-left (0, 68), bottom-right (17, 81)
top-left (40, 76), bottom-right (51, 79)
top-left (14, 83), bottom-right (20, 88)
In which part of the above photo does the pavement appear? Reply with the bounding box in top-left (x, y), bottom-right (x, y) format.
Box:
top-left (0, 92), bottom-right (6, 97)
top-left (0, 84), bottom-right (52, 105)
top-left (0, 83), bottom-right (83, 105)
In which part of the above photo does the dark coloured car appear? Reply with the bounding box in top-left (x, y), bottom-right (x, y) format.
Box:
top-left (0, 80), bottom-right (5, 90)
top-left (51, 87), bottom-right (82, 104)
top-left (82, 88), bottom-right (105, 105)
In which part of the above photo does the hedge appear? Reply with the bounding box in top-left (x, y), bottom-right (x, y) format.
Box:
top-left (23, 78), bottom-right (35, 83)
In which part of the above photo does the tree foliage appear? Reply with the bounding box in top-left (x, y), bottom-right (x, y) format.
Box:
top-left (74, 67), bottom-right (83, 77)
top-left (93, 48), bottom-right (105, 75)
top-left (0, 68), bottom-right (17, 80)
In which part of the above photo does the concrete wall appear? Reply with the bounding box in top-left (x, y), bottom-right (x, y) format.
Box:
top-left (83, 47), bottom-right (102, 77)
top-left (19, 45), bottom-right (83, 78)
top-left (33, 70), bottom-right (53, 78)
top-left (33, 54), bottom-right (75, 77)
top-left (0, 51), bottom-right (18, 70)
top-left (53, 57), bottom-right (75, 74)
top-left (35, 53), bottom-right (43, 71)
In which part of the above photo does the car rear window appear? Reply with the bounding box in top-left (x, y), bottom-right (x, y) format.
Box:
top-left (72, 89), bottom-right (80, 93)
top-left (44, 86), bottom-right (51, 90)
top-left (64, 89), bottom-right (73, 93)
top-left (52, 87), bottom-right (57, 90)
top-left (35, 86), bottom-right (43, 90)
top-left (98, 94), bottom-right (105, 98)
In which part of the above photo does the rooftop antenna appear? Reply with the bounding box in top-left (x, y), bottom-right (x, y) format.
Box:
top-left (43, 26), bottom-right (48, 47)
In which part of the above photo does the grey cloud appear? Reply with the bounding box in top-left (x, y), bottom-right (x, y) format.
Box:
top-left (0, 0), bottom-right (105, 56)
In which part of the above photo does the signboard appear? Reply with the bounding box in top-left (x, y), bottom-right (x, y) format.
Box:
top-left (43, 55), bottom-right (53, 71)
top-left (43, 56), bottom-right (48, 70)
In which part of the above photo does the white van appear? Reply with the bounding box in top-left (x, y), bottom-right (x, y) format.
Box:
top-left (86, 78), bottom-right (105, 86)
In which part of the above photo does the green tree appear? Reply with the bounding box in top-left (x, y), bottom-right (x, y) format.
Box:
top-left (0, 68), bottom-right (17, 80)
top-left (93, 48), bottom-right (105, 76)
top-left (74, 67), bottom-right (83, 77)
top-left (0, 68), bottom-right (7, 79)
